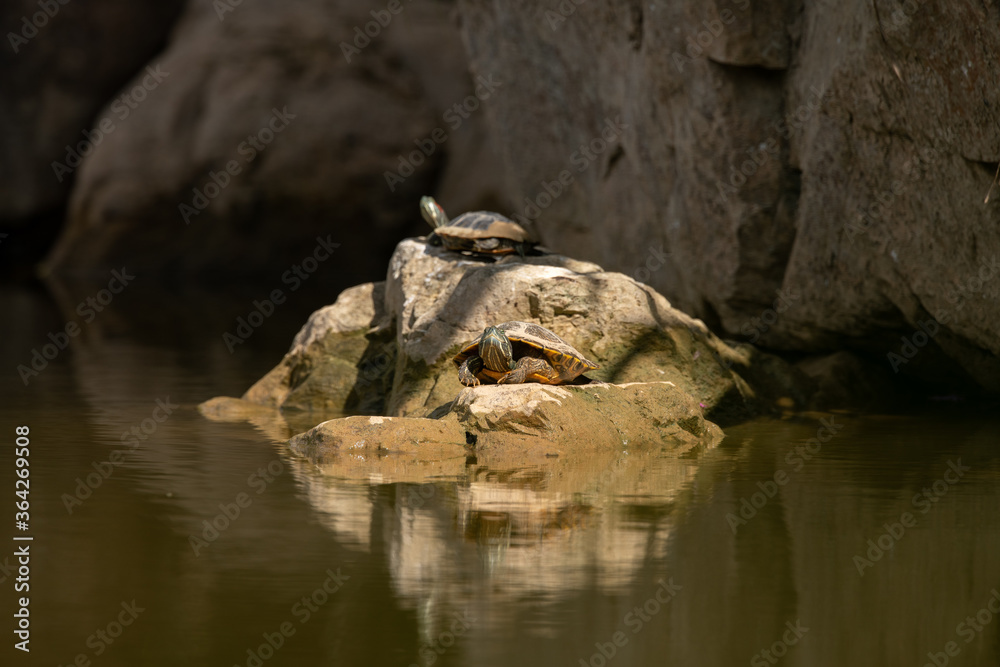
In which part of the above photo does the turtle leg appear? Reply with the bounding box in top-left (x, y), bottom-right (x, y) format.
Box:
top-left (498, 356), bottom-right (560, 384)
top-left (458, 356), bottom-right (485, 387)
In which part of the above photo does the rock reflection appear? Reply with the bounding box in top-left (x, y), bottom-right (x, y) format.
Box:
top-left (288, 442), bottom-right (704, 643)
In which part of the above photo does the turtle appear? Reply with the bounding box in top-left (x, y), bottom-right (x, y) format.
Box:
top-left (420, 196), bottom-right (537, 257)
top-left (453, 321), bottom-right (599, 387)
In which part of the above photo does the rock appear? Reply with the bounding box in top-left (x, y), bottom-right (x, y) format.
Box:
top-left (285, 380), bottom-right (720, 468)
top-left (288, 415), bottom-right (468, 464)
top-left (796, 351), bottom-right (911, 412)
top-left (199, 395), bottom-right (274, 422)
top-left (197, 396), bottom-right (294, 443)
top-left (383, 239), bottom-right (763, 419)
top-left (452, 0), bottom-right (1000, 392)
top-left (233, 238), bottom-right (802, 430)
top-left (242, 282), bottom-right (393, 418)
top-left (451, 381), bottom-right (723, 453)
top-left (42, 0), bottom-right (508, 284)
top-left (0, 1), bottom-right (184, 227)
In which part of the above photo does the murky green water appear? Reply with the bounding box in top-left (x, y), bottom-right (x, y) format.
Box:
top-left (2, 284), bottom-right (999, 667)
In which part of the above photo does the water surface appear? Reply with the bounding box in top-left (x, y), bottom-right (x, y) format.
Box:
top-left (2, 285), bottom-right (998, 667)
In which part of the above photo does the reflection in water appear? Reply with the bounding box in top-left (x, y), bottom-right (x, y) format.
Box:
top-left (297, 444), bottom-right (700, 641)
top-left (2, 286), bottom-right (998, 666)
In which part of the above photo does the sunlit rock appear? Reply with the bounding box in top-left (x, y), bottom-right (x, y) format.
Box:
top-left (223, 237), bottom-right (807, 434)
top-left (452, 380), bottom-right (721, 453)
top-left (288, 415), bottom-right (467, 464)
top-left (286, 379), bottom-right (720, 462)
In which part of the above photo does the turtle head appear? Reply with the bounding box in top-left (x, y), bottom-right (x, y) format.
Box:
top-left (479, 325), bottom-right (514, 372)
top-left (420, 196), bottom-right (449, 229)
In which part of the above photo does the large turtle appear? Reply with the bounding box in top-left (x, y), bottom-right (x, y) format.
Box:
top-left (420, 196), bottom-right (537, 257)
top-left (454, 321), bottom-right (599, 387)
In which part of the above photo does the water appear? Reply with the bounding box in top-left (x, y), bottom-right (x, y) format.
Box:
top-left (2, 284), bottom-right (999, 667)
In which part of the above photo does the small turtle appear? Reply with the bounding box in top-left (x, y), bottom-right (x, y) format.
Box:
top-left (453, 321), bottom-right (599, 387)
top-left (420, 196), bottom-right (537, 257)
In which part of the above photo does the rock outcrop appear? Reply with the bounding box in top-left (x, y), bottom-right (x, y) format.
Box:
top-left (286, 379), bottom-right (722, 465)
top-left (450, 380), bottom-right (722, 451)
top-left (242, 281), bottom-right (393, 418)
top-left (18, 0), bottom-right (999, 395)
top-left (42, 0), bottom-right (507, 286)
top-left (204, 235), bottom-right (864, 459)
top-left (0, 0), bottom-right (184, 267)
top-left (453, 0), bottom-right (1000, 392)
top-left (235, 238), bottom-right (804, 433)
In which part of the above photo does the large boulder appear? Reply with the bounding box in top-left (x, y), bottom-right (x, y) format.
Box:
top-left (0, 0), bottom-right (184, 272)
top-left (0, 0), bottom-right (184, 223)
top-left (234, 238), bottom-right (816, 433)
top-left (381, 240), bottom-right (764, 419)
top-left (42, 0), bottom-right (508, 285)
top-left (452, 0), bottom-right (1000, 392)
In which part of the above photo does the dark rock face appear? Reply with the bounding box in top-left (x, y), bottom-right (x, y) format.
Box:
top-left (0, 0), bottom-right (185, 232)
top-left (454, 0), bottom-right (1000, 391)
top-left (42, 0), bottom-right (506, 286)
top-left (19, 1), bottom-right (998, 393)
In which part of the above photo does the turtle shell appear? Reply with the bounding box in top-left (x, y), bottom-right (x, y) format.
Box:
top-left (453, 321), bottom-right (598, 384)
top-left (435, 211), bottom-right (537, 255)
